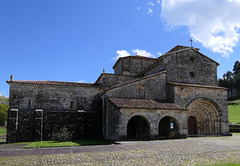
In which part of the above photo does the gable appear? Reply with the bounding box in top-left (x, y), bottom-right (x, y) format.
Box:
top-left (103, 71), bottom-right (167, 101)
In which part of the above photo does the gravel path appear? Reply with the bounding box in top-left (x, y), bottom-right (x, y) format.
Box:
top-left (0, 135), bottom-right (240, 165)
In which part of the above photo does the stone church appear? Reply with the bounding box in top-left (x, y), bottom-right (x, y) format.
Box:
top-left (6, 45), bottom-right (231, 143)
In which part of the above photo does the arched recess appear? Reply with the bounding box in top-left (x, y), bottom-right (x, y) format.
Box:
top-left (158, 116), bottom-right (179, 139)
top-left (136, 85), bottom-right (145, 99)
top-left (127, 115), bottom-right (149, 140)
top-left (188, 116), bottom-right (197, 135)
top-left (187, 98), bottom-right (222, 135)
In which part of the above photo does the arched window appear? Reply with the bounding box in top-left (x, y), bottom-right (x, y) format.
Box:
top-left (136, 85), bottom-right (145, 99)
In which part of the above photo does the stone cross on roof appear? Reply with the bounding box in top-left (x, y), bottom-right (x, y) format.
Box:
top-left (190, 38), bottom-right (193, 48)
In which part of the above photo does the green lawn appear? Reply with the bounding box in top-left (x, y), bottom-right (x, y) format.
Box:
top-left (24, 139), bottom-right (115, 148)
top-left (228, 99), bottom-right (240, 124)
top-left (0, 127), bottom-right (6, 137)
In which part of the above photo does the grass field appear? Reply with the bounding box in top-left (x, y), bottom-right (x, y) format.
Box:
top-left (24, 139), bottom-right (115, 148)
top-left (228, 99), bottom-right (240, 124)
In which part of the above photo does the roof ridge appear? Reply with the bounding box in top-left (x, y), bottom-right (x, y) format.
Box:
top-left (167, 82), bottom-right (227, 90)
top-left (6, 80), bottom-right (101, 87)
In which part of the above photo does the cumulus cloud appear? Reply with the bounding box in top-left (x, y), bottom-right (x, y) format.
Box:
top-left (114, 49), bottom-right (156, 60)
top-left (132, 49), bottom-right (155, 58)
top-left (161, 0), bottom-right (240, 57)
top-left (137, 6), bottom-right (141, 10)
top-left (78, 80), bottom-right (86, 83)
top-left (114, 50), bottom-right (131, 60)
top-left (157, 52), bottom-right (162, 56)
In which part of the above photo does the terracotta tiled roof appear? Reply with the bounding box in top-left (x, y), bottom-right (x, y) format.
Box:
top-left (6, 80), bottom-right (101, 87)
top-left (108, 97), bottom-right (186, 110)
top-left (167, 82), bottom-right (227, 90)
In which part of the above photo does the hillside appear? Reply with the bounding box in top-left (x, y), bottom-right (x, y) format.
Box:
top-left (228, 99), bottom-right (240, 124)
top-left (0, 95), bottom-right (8, 105)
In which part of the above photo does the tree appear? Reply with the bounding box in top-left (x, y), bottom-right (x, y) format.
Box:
top-left (233, 60), bottom-right (240, 77)
top-left (218, 60), bottom-right (240, 99)
top-left (0, 104), bottom-right (8, 126)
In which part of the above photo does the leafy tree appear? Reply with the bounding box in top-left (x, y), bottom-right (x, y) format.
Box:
top-left (233, 60), bottom-right (240, 77)
top-left (0, 104), bottom-right (8, 126)
top-left (218, 60), bottom-right (240, 99)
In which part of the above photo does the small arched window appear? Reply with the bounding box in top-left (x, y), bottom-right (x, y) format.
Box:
top-left (136, 85), bottom-right (145, 99)
top-left (189, 72), bottom-right (195, 78)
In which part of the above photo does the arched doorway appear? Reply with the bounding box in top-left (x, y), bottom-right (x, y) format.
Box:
top-left (127, 116), bottom-right (149, 140)
top-left (188, 116), bottom-right (197, 135)
top-left (158, 116), bottom-right (179, 139)
top-left (187, 99), bottom-right (221, 135)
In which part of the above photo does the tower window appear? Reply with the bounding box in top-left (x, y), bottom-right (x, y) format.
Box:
top-left (28, 100), bottom-right (31, 108)
top-left (190, 57), bottom-right (194, 63)
top-left (189, 72), bottom-right (195, 78)
top-left (71, 101), bottom-right (74, 109)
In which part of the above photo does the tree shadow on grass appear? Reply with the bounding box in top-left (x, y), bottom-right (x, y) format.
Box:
top-left (71, 139), bottom-right (119, 146)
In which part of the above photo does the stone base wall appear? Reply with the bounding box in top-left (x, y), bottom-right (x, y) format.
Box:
top-left (7, 109), bottom-right (101, 143)
top-left (229, 124), bottom-right (240, 132)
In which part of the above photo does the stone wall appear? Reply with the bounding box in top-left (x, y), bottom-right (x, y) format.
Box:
top-left (113, 56), bottom-right (157, 76)
top-left (104, 99), bottom-right (120, 140)
top-left (143, 49), bottom-right (218, 86)
top-left (116, 108), bottom-right (187, 140)
top-left (167, 83), bottom-right (230, 135)
top-left (8, 83), bottom-right (102, 111)
top-left (7, 109), bottom-right (100, 143)
top-left (103, 72), bottom-right (167, 101)
top-left (95, 73), bottom-right (135, 88)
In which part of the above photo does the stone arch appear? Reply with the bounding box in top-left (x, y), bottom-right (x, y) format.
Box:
top-left (188, 116), bottom-right (197, 135)
top-left (158, 116), bottom-right (179, 139)
top-left (127, 115), bottom-right (150, 140)
top-left (187, 98), bottom-right (222, 135)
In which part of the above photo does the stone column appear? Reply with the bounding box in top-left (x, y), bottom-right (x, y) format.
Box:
top-left (34, 109), bottom-right (43, 141)
top-left (7, 108), bottom-right (19, 143)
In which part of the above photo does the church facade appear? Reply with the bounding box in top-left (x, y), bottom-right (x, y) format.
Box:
top-left (6, 45), bottom-right (231, 143)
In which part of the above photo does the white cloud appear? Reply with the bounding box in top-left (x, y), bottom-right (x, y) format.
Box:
top-left (161, 0), bottom-right (240, 57)
top-left (157, 0), bottom-right (161, 4)
top-left (148, 8), bottom-right (153, 15)
top-left (137, 6), bottom-right (141, 10)
top-left (0, 91), bottom-right (6, 97)
top-left (113, 49), bottom-right (155, 60)
top-left (78, 80), bottom-right (86, 83)
top-left (148, 2), bottom-right (154, 6)
top-left (132, 49), bottom-right (155, 58)
top-left (114, 50), bottom-right (131, 60)
top-left (157, 52), bottom-right (162, 56)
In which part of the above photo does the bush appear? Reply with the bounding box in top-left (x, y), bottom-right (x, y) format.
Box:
top-left (51, 126), bottom-right (73, 142)
top-left (0, 104), bottom-right (8, 126)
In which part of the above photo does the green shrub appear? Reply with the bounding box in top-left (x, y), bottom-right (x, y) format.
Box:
top-left (0, 104), bottom-right (8, 126)
top-left (51, 126), bottom-right (73, 142)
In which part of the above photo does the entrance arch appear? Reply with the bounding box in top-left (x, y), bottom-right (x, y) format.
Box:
top-left (127, 115), bottom-right (149, 140)
top-left (188, 116), bottom-right (197, 135)
top-left (158, 116), bottom-right (179, 139)
top-left (187, 99), bottom-right (221, 135)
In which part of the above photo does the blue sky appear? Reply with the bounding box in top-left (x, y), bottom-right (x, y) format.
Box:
top-left (1, 0), bottom-right (240, 97)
